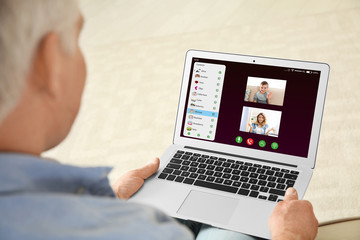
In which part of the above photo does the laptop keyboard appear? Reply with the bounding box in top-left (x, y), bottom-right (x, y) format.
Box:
top-left (158, 150), bottom-right (299, 202)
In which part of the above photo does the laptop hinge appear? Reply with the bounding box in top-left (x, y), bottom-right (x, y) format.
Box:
top-left (184, 146), bottom-right (298, 168)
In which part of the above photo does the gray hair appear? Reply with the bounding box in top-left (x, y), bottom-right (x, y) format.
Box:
top-left (0, 0), bottom-right (79, 123)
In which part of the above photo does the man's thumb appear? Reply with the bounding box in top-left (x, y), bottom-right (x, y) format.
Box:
top-left (138, 158), bottom-right (160, 179)
top-left (284, 187), bottom-right (298, 201)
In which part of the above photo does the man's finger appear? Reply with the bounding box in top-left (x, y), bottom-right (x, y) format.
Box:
top-left (136, 158), bottom-right (160, 179)
top-left (284, 187), bottom-right (298, 201)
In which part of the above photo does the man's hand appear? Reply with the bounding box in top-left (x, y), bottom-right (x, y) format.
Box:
top-left (269, 188), bottom-right (318, 240)
top-left (112, 158), bottom-right (160, 199)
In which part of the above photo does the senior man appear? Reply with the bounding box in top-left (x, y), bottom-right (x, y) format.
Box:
top-left (0, 1), bottom-right (318, 239)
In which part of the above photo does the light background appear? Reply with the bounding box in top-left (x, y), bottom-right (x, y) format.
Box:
top-left (247, 77), bottom-right (287, 89)
top-left (43, 0), bottom-right (360, 224)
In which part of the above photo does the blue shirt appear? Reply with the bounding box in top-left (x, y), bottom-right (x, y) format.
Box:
top-left (253, 91), bottom-right (268, 104)
top-left (0, 153), bottom-right (193, 240)
top-left (251, 123), bottom-right (269, 135)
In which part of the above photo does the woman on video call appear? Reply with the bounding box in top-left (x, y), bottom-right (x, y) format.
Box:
top-left (248, 113), bottom-right (275, 135)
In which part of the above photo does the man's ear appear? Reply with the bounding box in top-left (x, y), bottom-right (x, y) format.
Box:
top-left (30, 32), bottom-right (62, 98)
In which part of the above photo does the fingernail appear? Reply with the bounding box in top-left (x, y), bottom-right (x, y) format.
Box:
top-left (286, 187), bottom-right (296, 195)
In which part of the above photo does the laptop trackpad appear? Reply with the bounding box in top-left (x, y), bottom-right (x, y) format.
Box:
top-left (177, 190), bottom-right (238, 225)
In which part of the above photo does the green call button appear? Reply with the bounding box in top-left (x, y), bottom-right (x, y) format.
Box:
top-left (271, 142), bottom-right (279, 150)
top-left (235, 136), bottom-right (243, 143)
top-left (259, 140), bottom-right (266, 147)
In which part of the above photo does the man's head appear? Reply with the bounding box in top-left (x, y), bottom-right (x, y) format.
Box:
top-left (0, 0), bottom-right (86, 154)
top-left (259, 81), bottom-right (269, 94)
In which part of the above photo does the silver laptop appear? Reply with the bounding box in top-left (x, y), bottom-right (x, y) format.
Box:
top-left (130, 50), bottom-right (330, 239)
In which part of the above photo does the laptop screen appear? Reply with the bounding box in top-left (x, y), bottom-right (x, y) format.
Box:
top-left (180, 57), bottom-right (321, 158)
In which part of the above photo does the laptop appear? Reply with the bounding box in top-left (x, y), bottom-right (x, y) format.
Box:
top-left (130, 50), bottom-right (330, 239)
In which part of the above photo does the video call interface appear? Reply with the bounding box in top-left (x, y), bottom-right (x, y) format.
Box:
top-left (181, 57), bottom-right (321, 158)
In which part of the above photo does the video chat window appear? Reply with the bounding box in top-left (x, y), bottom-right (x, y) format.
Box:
top-left (244, 77), bottom-right (287, 106)
top-left (239, 107), bottom-right (282, 137)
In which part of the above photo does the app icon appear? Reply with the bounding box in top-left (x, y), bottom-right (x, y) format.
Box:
top-left (235, 136), bottom-right (243, 143)
top-left (195, 86), bottom-right (198, 90)
top-left (188, 115), bottom-right (193, 119)
top-left (195, 74), bottom-right (200, 78)
top-left (195, 80), bottom-right (199, 84)
top-left (191, 98), bottom-right (196, 102)
top-left (190, 109), bottom-right (194, 113)
top-left (187, 132), bottom-right (191, 135)
top-left (187, 121), bottom-right (192, 125)
top-left (246, 138), bottom-right (254, 145)
top-left (192, 92), bottom-right (197, 96)
top-left (190, 103), bottom-right (195, 107)
top-left (259, 140), bottom-right (266, 147)
top-left (186, 127), bottom-right (192, 131)
top-left (271, 142), bottom-right (279, 150)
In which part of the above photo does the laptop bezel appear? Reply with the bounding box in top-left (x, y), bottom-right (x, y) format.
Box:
top-left (173, 50), bottom-right (329, 169)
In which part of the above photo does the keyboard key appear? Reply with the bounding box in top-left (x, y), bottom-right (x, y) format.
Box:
top-left (182, 160), bottom-right (190, 165)
top-left (258, 195), bottom-right (267, 200)
top-left (167, 163), bottom-right (181, 170)
top-left (259, 175), bottom-right (267, 180)
top-left (214, 172), bottom-right (222, 177)
top-left (189, 173), bottom-right (198, 179)
top-left (267, 182), bottom-right (276, 188)
top-left (173, 170), bottom-right (181, 175)
top-left (241, 183), bottom-right (250, 189)
top-left (250, 185), bottom-right (259, 191)
top-left (166, 175), bottom-right (176, 181)
top-left (184, 152), bottom-right (193, 155)
top-left (198, 175), bottom-right (206, 180)
top-left (262, 166), bottom-right (271, 169)
top-left (163, 168), bottom-right (173, 174)
top-left (223, 168), bottom-right (232, 173)
top-left (206, 176), bottom-right (215, 182)
top-left (271, 167), bottom-right (280, 171)
top-left (249, 178), bottom-right (258, 184)
top-left (244, 162), bottom-right (253, 166)
top-left (190, 162), bottom-right (199, 167)
top-left (215, 178), bottom-right (224, 184)
top-left (193, 153), bottom-right (201, 157)
top-left (158, 173), bottom-right (168, 179)
top-left (241, 171), bottom-right (250, 176)
top-left (226, 159), bottom-right (235, 163)
top-left (201, 155), bottom-right (210, 158)
top-left (181, 155), bottom-right (190, 160)
top-left (286, 180), bottom-right (295, 187)
top-left (231, 164), bottom-right (240, 169)
top-left (197, 158), bottom-right (206, 163)
top-left (277, 178), bottom-right (286, 183)
top-left (197, 169), bottom-right (206, 174)
top-left (275, 172), bottom-right (284, 177)
top-left (205, 170), bottom-right (214, 176)
top-left (276, 184), bottom-right (286, 190)
top-left (189, 167), bottom-right (197, 172)
top-left (266, 170), bottom-right (275, 176)
top-left (194, 180), bottom-right (238, 193)
top-left (205, 159), bottom-right (214, 164)
top-left (180, 166), bottom-right (189, 171)
top-left (231, 175), bottom-right (240, 181)
top-left (290, 170), bottom-right (299, 175)
top-left (215, 166), bottom-right (224, 172)
top-left (250, 173), bottom-right (258, 178)
top-left (206, 165), bottom-right (215, 170)
top-left (240, 165), bottom-right (248, 170)
top-left (236, 160), bottom-right (244, 165)
top-left (281, 169), bottom-right (290, 173)
top-left (222, 162), bottom-right (231, 167)
top-left (183, 178), bottom-right (195, 184)
top-left (189, 156), bottom-right (198, 161)
top-left (214, 161), bottom-right (222, 166)
top-left (176, 150), bottom-right (184, 154)
top-left (238, 188), bottom-right (250, 196)
top-left (248, 167), bottom-right (256, 172)
top-left (218, 158), bottom-right (226, 161)
top-left (284, 174), bottom-right (298, 180)
top-left (240, 177), bottom-right (249, 182)
top-left (267, 176), bottom-right (276, 182)
top-left (224, 180), bottom-right (233, 185)
top-left (269, 189), bottom-right (286, 196)
top-left (174, 154), bottom-right (183, 159)
top-left (258, 180), bottom-right (267, 186)
top-left (181, 172), bottom-right (190, 177)
top-left (249, 191), bottom-right (259, 198)
top-left (198, 164), bottom-right (206, 169)
top-left (257, 168), bottom-right (266, 174)
top-left (232, 170), bottom-right (241, 175)
top-left (260, 187), bottom-right (269, 193)
top-left (223, 173), bottom-right (231, 179)
top-left (175, 176), bottom-right (184, 182)
top-left (268, 195), bottom-right (278, 202)
top-left (254, 164), bottom-right (262, 168)
top-left (233, 181), bottom-right (241, 187)
top-left (210, 156), bottom-right (218, 160)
